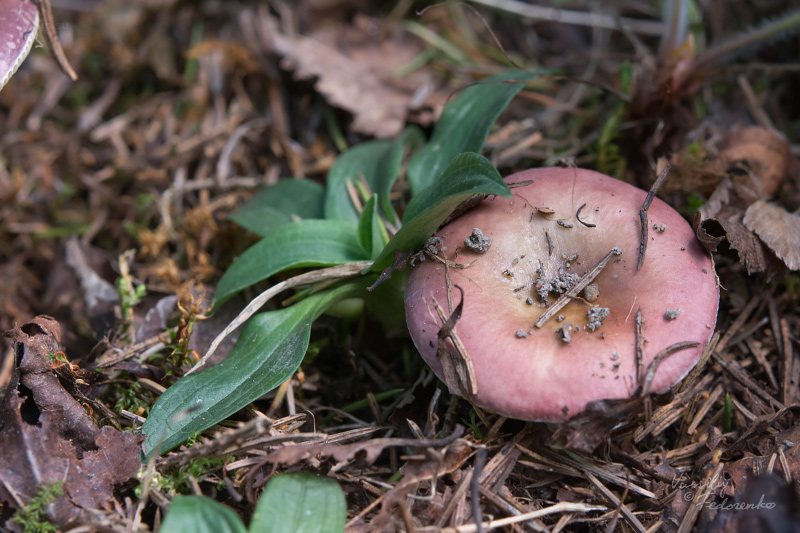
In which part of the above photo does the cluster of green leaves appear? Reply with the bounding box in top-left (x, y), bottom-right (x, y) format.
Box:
top-left (12, 481), bottom-right (63, 533)
top-left (141, 70), bottom-right (536, 458)
top-left (160, 472), bottom-right (346, 533)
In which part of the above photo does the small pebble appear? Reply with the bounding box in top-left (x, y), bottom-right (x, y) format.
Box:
top-left (515, 330), bottom-right (528, 338)
top-left (665, 308), bottom-right (681, 320)
top-left (584, 283), bottom-right (600, 302)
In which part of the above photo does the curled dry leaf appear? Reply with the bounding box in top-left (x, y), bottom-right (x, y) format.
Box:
top-left (693, 127), bottom-right (799, 275)
top-left (266, 14), bottom-right (441, 138)
top-left (743, 200), bottom-right (800, 271)
top-left (0, 317), bottom-right (141, 529)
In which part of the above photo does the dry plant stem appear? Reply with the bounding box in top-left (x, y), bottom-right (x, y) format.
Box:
top-left (677, 454), bottom-right (724, 533)
top-left (635, 309), bottom-right (645, 389)
top-left (32, 0), bottom-right (78, 81)
top-left (585, 472), bottom-right (645, 533)
top-left (432, 293), bottom-right (479, 396)
top-left (95, 335), bottom-right (165, 367)
top-left (471, 449), bottom-right (488, 533)
top-left (780, 318), bottom-right (797, 405)
top-left (575, 203), bottom-right (595, 228)
top-left (677, 331), bottom-right (719, 393)
top-left (640, 341), bottom-right (700, 397)
top-left (465, 0), bottom-right (664, 36)
top-left (534, 248), bottom-right (617, 327)
top-left (712, 352), bottom-right (785, 409)
top-left (638, 165), bottom-right (671, 270)
top-left (690, 10), bottom-right (800, 74)
top-left (440, 502), bottom-right (607, 533)
top-left (188, 261), bottom-right (372, 373)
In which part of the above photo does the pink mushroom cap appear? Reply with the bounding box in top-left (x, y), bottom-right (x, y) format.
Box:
top-left (0, 0), bottom-right (39, 91)
top-left (405, 167), bottom-right (719, 422)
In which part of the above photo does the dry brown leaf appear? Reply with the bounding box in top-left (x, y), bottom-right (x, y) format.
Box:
top-left (0, 317), bottom-right (141, 529)
top-left (718, 127), bottom-right (796, 199)
top-left (551, 397), bottom-right (645, 453)
top-left (692, 126), bottom-right (800, 275)
top-left (269, 14), bottom-right (441, 138)
top-left (743, 200), bottom-right (800, 271)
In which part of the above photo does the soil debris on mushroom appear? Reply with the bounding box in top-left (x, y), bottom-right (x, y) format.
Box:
top-left (464, 228), bottom-right (492, 253)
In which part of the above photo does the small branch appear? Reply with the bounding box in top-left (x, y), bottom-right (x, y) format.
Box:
top-left (33, 0), bottom-right (78, 81)
top-left (635, 309), bottom-right (645, 388)
top-left (534, 247), bottom-right (620, 328)
top-left (433, 286), bottom-right (478, 396)
top-left (637, 165), bottom-right (671, 270)
top-left (188, 261), bottom-right (372, 374)
top-left (444, 501), bottom-right (607, 533)
top-left (640, 341), bottom-right (700, 397)
top-left (470, 449), bottom-right (487, 533)
top-left (575, 203), bottom-right (596, 228)
top-left (465, 0), bottom-right (664, 36)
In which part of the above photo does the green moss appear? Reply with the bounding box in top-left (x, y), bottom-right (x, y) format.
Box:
top-left (12, 481), bottom-right (63, 533)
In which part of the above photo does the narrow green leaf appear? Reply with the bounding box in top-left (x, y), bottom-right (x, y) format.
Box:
top-left (250, 472), bottom-right (346, 533)
top-left (402, 152), bottom-right (510, 223)
top-left (228, 179), bottom-right (325, 237)
top-left (406, 70), bottom-right (534, 195)
top-left (215, 220), bottom-right (367, 304)
top-left (356, 195), bottom-right (387, 259)
top-left (143, 282), bottom-right (363, 456)
top-left (324, 127), bottom-right (424, 224)
top-left (370, 153), bottom-right (509, 271)
top-left (161, 495), bottom-right (247, 533)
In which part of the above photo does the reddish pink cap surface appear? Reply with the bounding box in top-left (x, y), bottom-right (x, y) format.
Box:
top-left (405, 168), bottom-right (719, 422)
top-left (0, 0), bottom-right (38, 91)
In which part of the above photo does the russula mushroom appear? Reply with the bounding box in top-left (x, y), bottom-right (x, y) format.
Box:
top-left (405, 167), bottom-right (719, 422)
top-left (0, 0), bottom-right (39, 91)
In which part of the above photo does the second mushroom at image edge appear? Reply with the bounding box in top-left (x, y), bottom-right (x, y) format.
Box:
top-left (404, 167), bottom-right (720, 422)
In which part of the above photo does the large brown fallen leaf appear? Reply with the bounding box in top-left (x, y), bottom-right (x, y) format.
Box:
top-left (265, 13), bottom-right (441, 138)
top-left (743, 200), bottom-right (800, 271)
top-left (0, 317), bottom-right (141, 529)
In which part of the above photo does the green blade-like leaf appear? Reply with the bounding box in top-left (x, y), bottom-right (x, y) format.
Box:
top-left (406, 70), bottom-right (534, 195)
top-left (228, 178), bottom-right (325, 237)
top-left (324, 127), bottom-right (424, 225)
top-left (370, 153), bottom-right (509, 271)
top-left (160, 495), bottom-right (247, 533)
top-left (249, 472), bottom-right (346, 533)
top-left (215, 219), bottom-right (367, 304)
top-left (356, 195), bottom-right (387, 259)
top-left (143, 282), bottom-right (363, 457)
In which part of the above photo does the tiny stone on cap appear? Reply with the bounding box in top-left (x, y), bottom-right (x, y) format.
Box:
top-left (665, 308), bottom-right (681, 320)
top-left (584, 283), bottom-right (600, 302)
